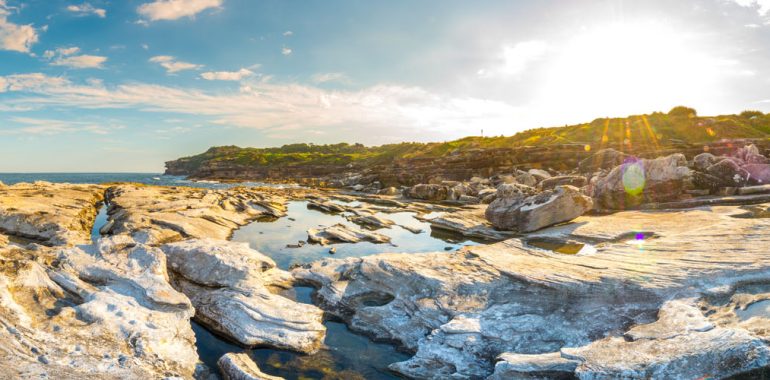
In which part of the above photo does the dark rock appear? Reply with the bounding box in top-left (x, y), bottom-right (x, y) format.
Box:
top-left (744, 163), bottom-right (770, 185)
top-left (706, 159), bottom-right (749, 187)
top-left (693, 152), bottom-right (718, 172)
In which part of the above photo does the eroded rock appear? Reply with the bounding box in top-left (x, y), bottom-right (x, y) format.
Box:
top-left (307, 223), bottom-right (391, 245)
top-left (486, 185), bottom-right (592, 232)
top-left (295, 205), bottom-right (770, 379)
top-left (218, 353), bottom-right (284, 380)
top-left (0, 182), bottom-right (105, 245)
top-left (591, 154), bottom-right (692, 209)
top-left (161, 239), bottom-right (326, 354)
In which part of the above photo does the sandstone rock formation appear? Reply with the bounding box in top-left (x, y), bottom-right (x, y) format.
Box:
top-left (161, 238), bottom-right (326, 354)
top-left (486, 185), bottom-right (593, 232)
top-left (591, 154), bottom-right (692, 209)
top-left (307, 223), bottom-right (391, 245)
top-left (104, 184), bottom-right (289, 245)
top-left (218, 353), bottom-right (284, 380)
top-left (295, 204), bottom-right (770, 379)
top-left (0, 182), bottom-right (105, 245)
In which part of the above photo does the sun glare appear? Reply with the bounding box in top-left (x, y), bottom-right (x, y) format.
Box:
top-left (535, 22), bottom-right (723, 122)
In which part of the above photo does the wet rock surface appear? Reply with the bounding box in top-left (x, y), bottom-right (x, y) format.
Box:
top-left (218, 353), bottom-right (284, 380)
top-left (307, 223), bottom-right (392, 245)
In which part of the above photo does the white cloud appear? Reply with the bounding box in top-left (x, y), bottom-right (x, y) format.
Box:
top-left (137, 0), bottom-right (222, 21)
top-left (282, 47), bottom-right (292, 55)
top-left (283, 30), bottom-right (293, 36)
top-left (731, 0), bottom-right (770, 16)
top-left (5, 117), bottom-right (114, 135)
top-left (0, 73), bottom-right (522, 139)
top-left (201, 68), bottom-right (253, 81)
top-left (52, 54), bottom-right (107, 69)
top-left (478, 40), bottom-right (548, 78)
top-left (66, 3), bottom-right (106, 18)
top-left (44, 46), bottom-right (80, 59)
top-left (311, 72), bottom-right (349, 84)
top-left (0, 1), bottom-right (39, 53)
top-left (149, 55), bottom-right (202, 73)
top-left (44, 46), bottom-right (107, 69)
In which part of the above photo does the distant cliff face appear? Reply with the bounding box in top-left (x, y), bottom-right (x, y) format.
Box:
top-left (165, 139), bottom-right (770, 187)
top-left (165, 108), bottom-right (770, 186)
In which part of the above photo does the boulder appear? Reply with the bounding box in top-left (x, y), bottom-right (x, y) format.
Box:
top-left (734, 144), bottom-right (767, 164)
top-left (478, 188), bottom-right (498, 204)
top-left (406, 184), bottom-right (448, 201)
top-left (539, 175), bottom-right (587, 191)
top-left (693, 152), bottom-right (718, 172)
top-left (706, 158), bottom-right (749, 187)
top-left (515, 172), bottom-right (538, 187)
top-left (218, 353), bottom-right (284, 380)
top-left (744, 163), bottom-right (770, 185)
top-left (447, 183), bottom-right (474, 201)
top-left (591, 154), bottom-right (691, 209)
top-left (486, 185), bottom-right (593, 232)
top-left (528, 169), bottom-right (552, 182)
top-left (578, 148), bottom-right (629, 173)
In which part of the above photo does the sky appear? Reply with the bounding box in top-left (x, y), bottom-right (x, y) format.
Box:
top-left (1, 0), bottom-right (770, 172)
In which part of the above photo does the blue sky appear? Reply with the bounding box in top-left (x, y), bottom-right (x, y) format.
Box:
top-left (1, 0), bottom-right (770, 171)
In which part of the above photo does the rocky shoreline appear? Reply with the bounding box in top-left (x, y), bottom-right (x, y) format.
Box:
top-left (1, 141), bottom-right (770, 379)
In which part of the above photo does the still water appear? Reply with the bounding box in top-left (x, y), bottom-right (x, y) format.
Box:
top-left (195, 200), bottom-right (480, 378)
top-left (231, 200), bottom-right (479, 269)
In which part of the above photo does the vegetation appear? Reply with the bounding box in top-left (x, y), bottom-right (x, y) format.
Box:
top-left (168, 107), bottom-right (770, 171)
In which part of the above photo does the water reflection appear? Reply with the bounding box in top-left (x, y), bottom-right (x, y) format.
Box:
top-left (196, 200), bottom-right (474, 379)
top-left (193, 285), bottom-right (410, 380)
top-left (91, 204), bottom-right (109, 243)
top-left (737, 300), bottom-right (770, 321)
top-left (231, 200), bottom-right (479, 269)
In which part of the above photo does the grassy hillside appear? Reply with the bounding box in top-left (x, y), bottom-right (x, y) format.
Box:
top-left (167, 107), bottom-right (770, 172)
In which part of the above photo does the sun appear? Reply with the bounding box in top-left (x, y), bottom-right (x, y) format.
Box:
top-left (534, 22), bottom-right (723, 122)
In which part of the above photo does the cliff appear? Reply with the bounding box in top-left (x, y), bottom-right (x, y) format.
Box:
top-left (165, 108), bottom-right (770, 186)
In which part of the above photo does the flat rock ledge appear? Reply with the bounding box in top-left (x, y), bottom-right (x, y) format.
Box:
top-left (294, 204), bottom-right (770, 379)
top-left (0, 182), bottom-right (105, 246)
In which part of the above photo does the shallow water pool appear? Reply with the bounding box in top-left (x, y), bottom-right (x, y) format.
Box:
top-left (231, 200), bottom-right (479, 269)
top-left (197, 200), bottom-right (478, 378)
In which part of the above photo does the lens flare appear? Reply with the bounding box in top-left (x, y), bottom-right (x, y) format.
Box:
top-left (622, 160), bottom-right (645, 196)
